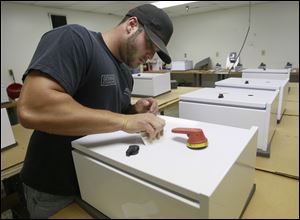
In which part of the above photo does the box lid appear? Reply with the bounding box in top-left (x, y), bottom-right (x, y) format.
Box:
top-left (72, 116), bottom-right (257, 201)
top-left (215, 77), bottom-right (288, 90)
top-left (132, 73), bottom-right (169, 80)
top-left (242, 68), bottom-right (290, 74)
top-left (180, 87), bottom-right (278, 109)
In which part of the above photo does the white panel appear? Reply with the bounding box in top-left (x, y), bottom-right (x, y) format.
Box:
top-left (242, 69), bottom-right (291, 81)
top-left (1, 85), bottom-right (9, 103)
top-left (242, 68), bottom-right (290, 74)
top-left (73, 151), bottom-right (207, 219)
top-left (215, 77), bottom-right (285, 90)
top-left (1, 108), bottom-right (16, 149)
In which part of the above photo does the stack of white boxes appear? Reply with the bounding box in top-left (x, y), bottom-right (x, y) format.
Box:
top-left (179, 68), bottom-right (290, 157)
top-left (179, 87), bottom-right (278, 157)
top-left (215, 77), bottom-right (289, 123)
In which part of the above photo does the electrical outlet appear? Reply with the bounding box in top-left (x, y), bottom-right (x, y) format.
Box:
top-left (184, 53), bottom-right (187, 58)
top-left (261, 49), bottom-right (266, 56)
top-left (216, 52), bottom-right (219, 57)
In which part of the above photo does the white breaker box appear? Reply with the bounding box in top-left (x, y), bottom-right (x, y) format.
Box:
top-left (131, 72), bottom-right (171, 97)
top-left (179, 87), bottom-right (279, 157)
top-left (242, 68), bottom-right (291, 80)
top-left (171, 60), bottom-right (194, 70)
top-left (1, 108), bottom-right (16, 150)
top-left (215, 77), bottom-right (289, 123)
top-left (72, 116), bottom-right (258, 219)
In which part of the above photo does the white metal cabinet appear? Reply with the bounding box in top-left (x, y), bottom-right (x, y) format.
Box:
top-left (215, 77), bottom-right (289, 122)
top-left (171, 60), bottom-right (193, 70)
top-left (179, 88), bottom-right (278, 157)
top-left (131, 72), bottom-right (171, 97)
top-left (242, 68), bottom-right (290, 80)
top-left (72, 116), bottom-right (258, 219)
top-left (1, 108), bottom-right (16, 149)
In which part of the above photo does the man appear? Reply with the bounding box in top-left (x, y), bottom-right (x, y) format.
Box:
top-left (17, 4), bottom-right (173, 219)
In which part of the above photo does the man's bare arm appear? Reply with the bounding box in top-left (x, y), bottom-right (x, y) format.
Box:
top-left (17, 71), bottom-right (164, 138)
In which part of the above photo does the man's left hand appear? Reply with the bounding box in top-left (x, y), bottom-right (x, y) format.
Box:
top-left (134, 98), bottom-right (159, 115)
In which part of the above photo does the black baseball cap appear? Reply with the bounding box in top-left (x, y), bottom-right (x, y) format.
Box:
top-left (126, 4), bottom-right (173, 64)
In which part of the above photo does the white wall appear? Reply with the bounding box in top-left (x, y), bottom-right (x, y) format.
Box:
top-left (1, 1), bottom-right (299, 87)
top-left (168, 1), bottom-right (299, 69)
top-left (1, 2), bottom-right (121, 86)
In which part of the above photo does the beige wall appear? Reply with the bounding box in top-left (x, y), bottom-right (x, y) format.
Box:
top-left (1, 2), bottom-right (121, 86)
top-left (1, 1), bottom-right (299, 87)
top-left (168, 1), bottom-right (299, 69)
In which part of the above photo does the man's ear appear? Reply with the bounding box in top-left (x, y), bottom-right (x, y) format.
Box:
top-left (126, 17), bottom-right (138, 34)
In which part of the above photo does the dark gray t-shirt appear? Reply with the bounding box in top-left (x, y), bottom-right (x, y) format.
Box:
top-left (20, 24), bottom-right (133, 195)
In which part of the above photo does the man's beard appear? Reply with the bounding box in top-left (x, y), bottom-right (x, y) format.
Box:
top-left (126, 35), bottom-right (138, 68)
top-left (121, 31), bottom-right (140, 68)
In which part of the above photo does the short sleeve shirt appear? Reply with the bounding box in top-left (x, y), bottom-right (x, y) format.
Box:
top-left (20, 24), bottom-right (133, 195)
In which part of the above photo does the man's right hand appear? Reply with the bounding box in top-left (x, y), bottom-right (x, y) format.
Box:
top-left (122, 113), bottom-right (165, 140)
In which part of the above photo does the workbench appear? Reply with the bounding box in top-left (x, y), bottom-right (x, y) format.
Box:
top-left (131, 86), bottom-right (199, 113)
top-left (1, 100), bottom-right (17, 109)
top-left (145, 69), bottom-right (242, 87)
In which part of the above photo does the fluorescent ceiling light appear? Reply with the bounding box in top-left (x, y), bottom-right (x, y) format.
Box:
top-left (151, 1), bottom-right (196, 9)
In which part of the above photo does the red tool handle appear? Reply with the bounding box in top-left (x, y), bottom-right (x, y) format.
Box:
top-left (171, 128), bottom-right (207, 144)
top-left (172, 128), bottom-right (203, 134)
